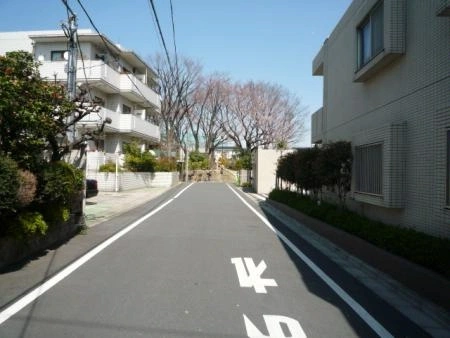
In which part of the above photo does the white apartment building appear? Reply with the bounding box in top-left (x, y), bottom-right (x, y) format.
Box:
top-left (0, 30), bottom-right (161, 167)
top-left (311, 0), bottom-right (450, 238)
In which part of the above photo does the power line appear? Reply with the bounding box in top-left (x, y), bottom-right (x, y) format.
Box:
top-left (76, 38), bottom-right (93, 101)
top-left (147, 0), bottom-right (173, 71)
top-left (75, 0), bottom-right (158, 109)
top-left (169, 0), bottom-right (178, 70)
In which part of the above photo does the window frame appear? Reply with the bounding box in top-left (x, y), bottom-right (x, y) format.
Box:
top-left (447, 130), bottom-right (450, 206)
top-left (357, 1), bottom-right (384, 70)
top-left (50, 50), bottom-right (66, 62)
top-left (122, 104), bottom-right (132, 114)
top-left (355, 143), bottom-right (383, 196)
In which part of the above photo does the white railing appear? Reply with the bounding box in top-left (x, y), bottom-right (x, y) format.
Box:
top-left (119, 114), bottom-right (160, 141)
top-left (120, 73), bottom-right (160, 107)
top-left (39, 61), bottom-right (159, 107)
top-left (79, 108), bottom-right (160, 141)
top-left (78, 108), bottom-right (122, 131)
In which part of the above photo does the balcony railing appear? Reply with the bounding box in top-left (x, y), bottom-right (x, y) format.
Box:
top-left (78, 108), bottom-right (160, 142)
top-left (119, 73), bottom-right (161, 108)
top-left (38, 60), bottom-right (160, 108)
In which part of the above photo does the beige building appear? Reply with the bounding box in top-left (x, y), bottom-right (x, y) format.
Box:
top-left (311, 0), bottom-right (450, 238)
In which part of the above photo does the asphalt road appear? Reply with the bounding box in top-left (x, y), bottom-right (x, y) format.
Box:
top-left (0, 183), bottom-right (429, 337)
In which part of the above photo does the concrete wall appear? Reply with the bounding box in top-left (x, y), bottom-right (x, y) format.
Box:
top-left (312, 0), bottom-right (450, 238)
top-left (87, 171), bottom-right (179, 192)
top-left (252, 148), bottom-right (294, 195)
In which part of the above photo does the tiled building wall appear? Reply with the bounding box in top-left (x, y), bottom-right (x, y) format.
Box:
top-left (315, 0), bottom-right (450, 237)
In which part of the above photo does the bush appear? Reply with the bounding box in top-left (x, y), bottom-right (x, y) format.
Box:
top-left (12, 211), bottom-right (48, 239)
top-left (40, 203), bottom-right (70, 226)
top-left (37, 161), bottom-right (84, 206)
top-left (155, 157), bottom-right (177, 172)
top-left (17, 169), bottom-right (37, 207)
top-left (123, 142), bottom-right (155, 172)
top-left (189, 151), bottom-right (209, 170)
top-left (99, 161), bottom-right (117, 173)
top-left (0, 156), bottom-right (19, 215)
top-left (269, 189), bottom-right (450, 279)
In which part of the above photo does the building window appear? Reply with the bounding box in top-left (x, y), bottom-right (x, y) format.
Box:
top-left (357, 2), bottom-right (384, 69)
top-left (51, 50), bottom-right (66, 61)
top-left (447, 130), bottom-right (450, 206)
top-left (122, 104), bottom-right (131, 114)
top-left (355, 143), bottom-right (383, 195)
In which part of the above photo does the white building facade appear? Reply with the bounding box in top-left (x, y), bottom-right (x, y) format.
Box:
top-left (0, 30), bottom-right (161, 168)
top-left (311, 0), bottom-right (450, 238)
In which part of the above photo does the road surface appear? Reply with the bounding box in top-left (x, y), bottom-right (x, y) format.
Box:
top-left (0, 183), bottom-right (428, 337)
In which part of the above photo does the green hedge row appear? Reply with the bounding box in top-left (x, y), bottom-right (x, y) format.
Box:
top-left (269, 189), bottom-right (450, 279)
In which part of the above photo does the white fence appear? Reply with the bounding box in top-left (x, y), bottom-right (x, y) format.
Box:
top-left (87, 171), bottom-right (179, 192)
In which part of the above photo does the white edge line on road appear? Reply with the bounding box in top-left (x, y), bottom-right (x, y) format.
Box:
top-left (173, 182), bottom-right (194, 199)
top-left (0, 184), bottom-right (194, 325)
top-left (227, 184), bottom-right (393, 338)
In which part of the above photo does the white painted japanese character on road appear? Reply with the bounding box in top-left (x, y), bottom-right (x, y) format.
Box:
top-left (244, 314), bottom-right (306, 338)
top-left (231, 257), bottom-right (278, 294)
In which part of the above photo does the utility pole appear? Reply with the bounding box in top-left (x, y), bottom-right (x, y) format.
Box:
top-left (61, 2), bottom-right (78, 101)
top-left (66, 14), bottom-right (78, 101)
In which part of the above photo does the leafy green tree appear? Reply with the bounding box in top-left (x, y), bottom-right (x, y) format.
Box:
top-left (276, 151), bottom-right (296, 189)
top-left (317, 141), bottom-right (352, 206)
top-left (235, 150), bottom-right (252, 170)
top-left (0, 51), bottom-right (75, 170)
top-left (189, 151), bottom-right (209, 170)
top-left (123, 142), bottom-right (156, 172)
top-left (294, 147), bottom-right (322, 197)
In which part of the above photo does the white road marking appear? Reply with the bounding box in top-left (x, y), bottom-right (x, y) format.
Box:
top-left (173, 182), bottom-right (194, 199)
top-left (244, 314), bottom-right (306, 338)
top-left (231, 257), bottom-right (278, 293)
top-left (227, 184), bottom-right (394, 338)
top-left (0, 184), bottom-right (193, 325)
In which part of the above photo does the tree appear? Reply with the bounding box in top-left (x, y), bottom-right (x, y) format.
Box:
top-left (0, 51), bottom-right (103, 169)
top-left (317, 141), bottom-right (353, 206)
top-left (221, 81), bottom-right (306, 152)
top-left (0, 51), bottom-right (74, 170)
top-left (190, 73), bottom-right (230, 165)
top-left (151, 53), bottom-right (202, 157)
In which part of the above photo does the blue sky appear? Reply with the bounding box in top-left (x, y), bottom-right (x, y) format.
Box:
top-left (0, 0), bottom-right (352, 146)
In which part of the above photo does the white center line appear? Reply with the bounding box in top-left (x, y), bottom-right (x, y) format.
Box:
top-left (227, 184), bottom-right (393, 338)
top-left (0, 184), bottom-right (193, 325)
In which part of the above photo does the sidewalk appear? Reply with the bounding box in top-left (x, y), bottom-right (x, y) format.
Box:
top-left (84, 186), bottom-right (172, 227)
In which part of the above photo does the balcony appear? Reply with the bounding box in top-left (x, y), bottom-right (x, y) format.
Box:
top-left (119, 73), bottom-right (161, 108)
top-left (38, 60), bottom-right (160, 108)
top-left (311, 107), bottom-right (323, 144)
top-left (78, 108), bottom-right (160, 143)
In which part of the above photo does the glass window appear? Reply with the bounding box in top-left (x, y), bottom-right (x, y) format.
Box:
top-left (122, 104), bottom-right (131, 114)
top-left (355, 143), bottom-right (383, 195)
top-left (51, 50), bottom-right (66, 61)
top-left (357, 2), bottom-right (384, 69)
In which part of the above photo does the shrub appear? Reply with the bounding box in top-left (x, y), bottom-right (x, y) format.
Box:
top-left (123, 142), bottom-right (155, 172)
top-left (269, 189), bottom-right (450, 279)
top-left (99, 161), bottom-right (117, 173)
top-left (40, 203), bottom-right (70, 226)
top-left (155, 157), bottom-right (177, 172)
top-left (37, 161), bottom-right (84, 206)
top-left (189, 151), bottom-right (209, 170)
top-left (0, 155), bottom-right (19, 214)
top-left (12, 211), bottom-right (48, 239)
top-left (17, 169), bottom-right (37, 207)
